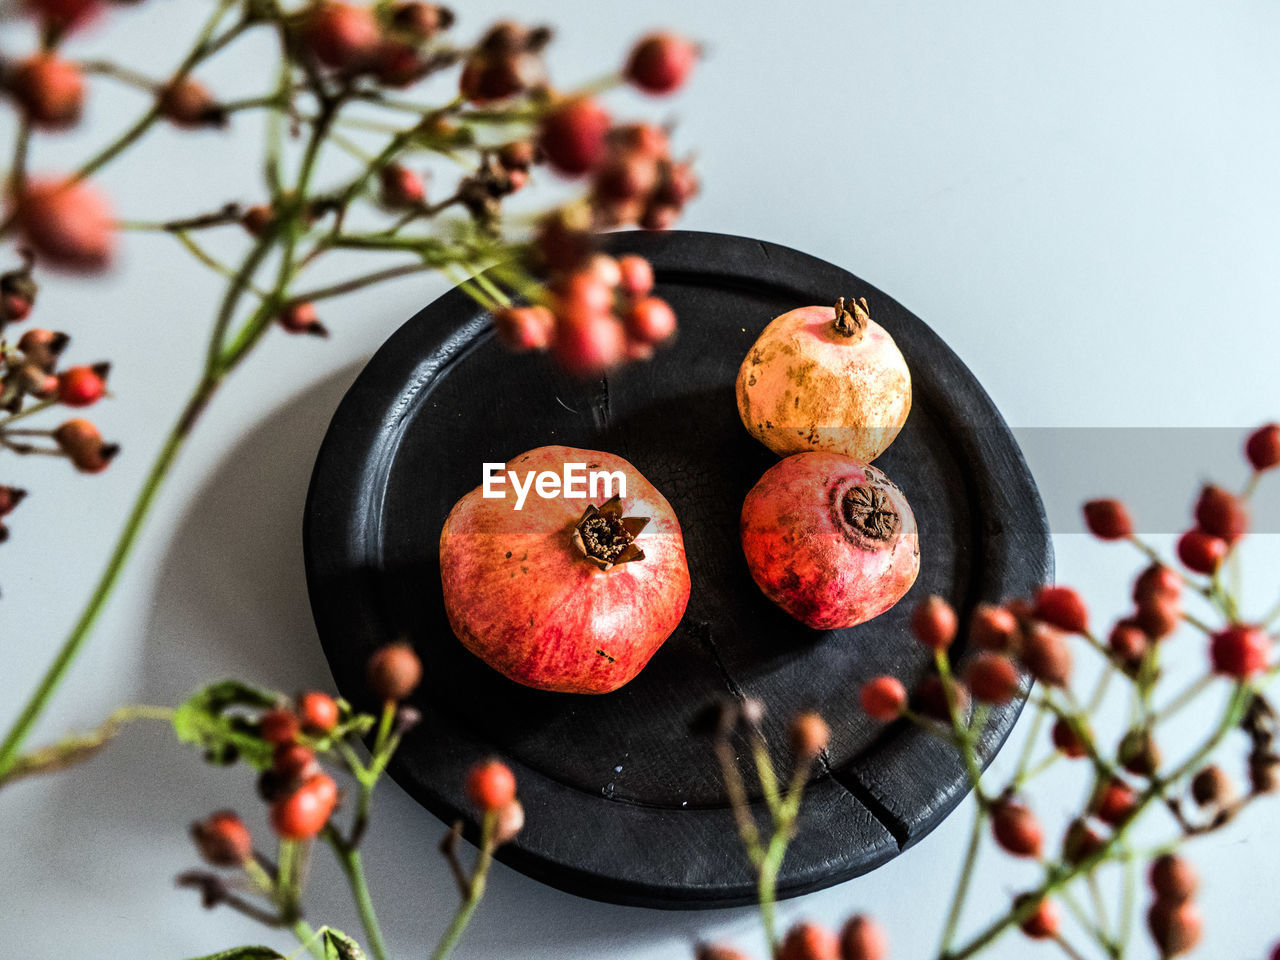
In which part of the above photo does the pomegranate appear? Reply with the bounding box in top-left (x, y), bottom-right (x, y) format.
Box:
top-left (740, 452), bottom-right (919, 629)
top-left (737, 298), bottom-right (911, 462)
top-left (439, 446), bottom-right (691, 694)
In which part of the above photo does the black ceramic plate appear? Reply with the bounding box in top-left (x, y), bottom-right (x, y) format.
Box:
top-left (303, 231), bottom-right (1051, 909)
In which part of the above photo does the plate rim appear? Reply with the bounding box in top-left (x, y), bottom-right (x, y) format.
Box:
top-left (302, 229), bottom-right (1053, 909)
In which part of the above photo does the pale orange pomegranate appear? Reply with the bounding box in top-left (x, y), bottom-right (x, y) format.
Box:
top-left (737, 297), bottom-right (911, 462)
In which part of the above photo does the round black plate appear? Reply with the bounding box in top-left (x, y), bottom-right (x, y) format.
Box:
top-left (303, 231), bottom-right (1052, 909)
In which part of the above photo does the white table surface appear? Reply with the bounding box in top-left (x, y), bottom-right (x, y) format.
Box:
top-left (3, 2), bottom-right (1280, 958)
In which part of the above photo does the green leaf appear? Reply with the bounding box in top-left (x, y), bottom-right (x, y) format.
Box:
top-left (321, 928), bottom-right (367, 960)
top-left (172, 680), bottom-right (279, 769)
top-left (184, 947), bottom-right (285, 960)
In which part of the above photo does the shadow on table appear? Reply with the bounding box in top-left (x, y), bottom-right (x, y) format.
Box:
top-left (29, 361), bottom-right (731, 956)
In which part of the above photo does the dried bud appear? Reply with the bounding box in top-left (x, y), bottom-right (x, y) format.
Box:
top-left (1147, 899), bottom-right (1202, 958)
top-left (1062, 818), bottom-right (1104, 866)
top-left (1245, 423), bottom-right (1280, 472)
top-left (914, 675), bottom-right (970, 723)
top-left (778, 922), bottom-right (839, 960)
top-left (1082, 498), bottom-right (1133, 539)
top-left (390, 2), bottom-right (454, 40)
top-left (53, 418), bottom-right (118, 473)
top-left (1016, 895), bottom-right (1059, 939)
top-left (0, 486), bottom-right (27, 517)
top-left (1, 256), bottom-right (38, 323)
top-left (1194, 484), bottom-right (1247, 543)
top-left (911, 594), bottom-right (957, 650)
top-left (159, 78), bottom-right (226, 128)
top-left (969, 603), bottom-right (1020, 653)
top-left (16, 328), bottom-right (69, 371)
top-left (190, 811), bottom-right (252, 867)
top-left (1150, 854), bottom-right (1198, 903)
top-left (1119, 729), bottom-right (1162, 778)
top-left (839, 914), bottom-right (887, 960)
top-left (1249, 753), bottom-right (1280, 794)
top-left (493, 798), bottom-right (524, 844)
top-left (366, 642), bottom-right (423, 701)
top-left (991, 799), bottom-right (1043, 858)
top-left (277, 302), bottom-right (327, 337)
top-left (1020, 623), bottom-right (1072, 687)
top-left (1190, 764), bottom-right (1234, 808)
top-left (694, 947), bottom-right (752, 960)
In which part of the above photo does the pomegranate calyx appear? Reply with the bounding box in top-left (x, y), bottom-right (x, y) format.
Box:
top-left (832, 296), bottom-right (870, 342)
top-left (840, 483), bottom-right (900, 542)
top-left (571, 494), bottom-right (649, 569)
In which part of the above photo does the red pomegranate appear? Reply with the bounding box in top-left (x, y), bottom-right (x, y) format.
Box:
top-left (737, 298), bottom-right (912, 463)
top-left (740, 452), bottom-right (919, 629)
top-left (439, 446), bottom-right (691, 694)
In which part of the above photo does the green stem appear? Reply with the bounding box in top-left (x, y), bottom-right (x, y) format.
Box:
top-left (0, 374), bottom-right (219, 781)
top-left (757, 831), bottom-right (788, 954)
top-left (429, 812), bottom-right (496, 960)
top-left (938, 801), bottom-right (985, 955)
top-left (291, 920), bottom-right (326, 960)
top-left (330, 839), bottom-right (389, 960)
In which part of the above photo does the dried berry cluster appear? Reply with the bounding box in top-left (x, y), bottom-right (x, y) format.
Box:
top-left (0, 253), bottom-right (117, 556)
top-left (172, 641), bottom-right (524, 959)
top-left (695, 423), bottom-right (1280, 960)
top-left (0, 0), bottom-right (703, 798)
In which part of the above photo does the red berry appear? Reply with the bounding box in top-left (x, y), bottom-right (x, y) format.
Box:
top-left (694, 946), bottom-right (752, 960)
top-left (23, 0), bottom-right (101, 30)
top-left (53, 418), bottom-right (117, 473)
top-left (624, 296), bottom-right (677, 345)
top-left (304, 2), bottom-right (381, 69)
top-left (466, 758), bottom-right (517, 812)
top-left (273, 743), bottom-right (319, 781)
top-left (278, 302), bottom-right (326, 336)
top-left (1136, 564), bottom-right (1182, 606)
top-left (190, 810), bottom-right (252, 867)
top-left (1032, 585), bottom-right (1088, 634)
top-left (617, 255), bottom-right (654, 298)
top-left (259, 709), bottom-right (301, 746)
top-left (496, 140), bottom-right (536, 173)
top-left (494, 305), bottom-right (555, 352)
top-left (624, 33), bottom-right (698, 95)
top-left (991, 800), bottom-right (1042, 858)
top-left (270, 772), bottom-right (339, 839)
top-left (914, 675), bottom-right (970, 723)
top-left (1149, 854), bottom-right (1197, 903)
top-left (839, 915), bottom-right (887, 960)
top-left (1062, 818), bottom-right (1105, 865)
top-left (1051, 717), bottom-right (1089, 758)
top-left (593, 153), bottom-right (659, 202)
top-left (778, 921), bottom-right (839, 960)
top-left (159, 79), bottom-right (222, 128)
top-left (1020, 623), bottom-right (1072, 687)
top-left (551, 311), bottom-right (625, 377)
top-left (1246, 423), bottom-right (1280, 471)
top-left (554, 272), bottom-right (613, 322)
top-left (538, 98), bottom-right (611, 176)
top-left (964, 652), bottom-right (1020, 705)
top-left (370, 40), bottom-right (424, 87)
top-left (1176, 529), bottom-right (1227, 575)
top-left (969, 603), bottom-right (1020, 652)
top-left (16, 178), bottom-right (115, 272)
top-left (17, 329), bottom-right (68, 370)
top-left (241, 204), bottom-right (275, 238)
top-left (1109, 619), bottom-right (1150, 665)
top-left (0, 487), bottom-right (26, 518)
top-left (860, 676), bottom-right (907, 721)
top-left (57, 363), bottom-right (109, 407)
top-left (379, 163), bottom-right (425, 208)
top-left (1119, 729), bottom-right (1161, 777)
top-left (367, 642), bottom-right (422, 701)
top-left (1194, 484), bottom-right (1247, 543)
top-left (911, 594), bottom-right (957, 650)
top-left (788, 712), bottom-right (830, 758)
top-left (297, 692), bottom-right (339, 733)
top-left (1082, 498), bottom-right (1133, 540)
top-left (1147, 899), bottom-right (1202, 958)
top-left (1190, 764), bottom-right (1234, 808)
top-left (1210, 624), bottom-right (1270, 679)
top-left (1093, 778), bottom-right (1137, 827)
top-left (609, 122), bottom-right (670, 158)
top-left (1135, 597), bottom-right (1181, 641)
top-left (10, 55), bottom-right (85, 129)
top-left (1016, 895), bottom-right (1059, 939)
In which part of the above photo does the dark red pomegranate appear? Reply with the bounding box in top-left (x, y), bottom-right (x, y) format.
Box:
top-left (439, 446), bottom-right (690, 693)
top-left (740, 452), bottom-right (919, 629)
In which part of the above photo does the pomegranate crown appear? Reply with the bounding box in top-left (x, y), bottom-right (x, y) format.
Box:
top-left (571, 495), bottom-right (649, 570)
top-left (832, 296), bottom-right (871, 341)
